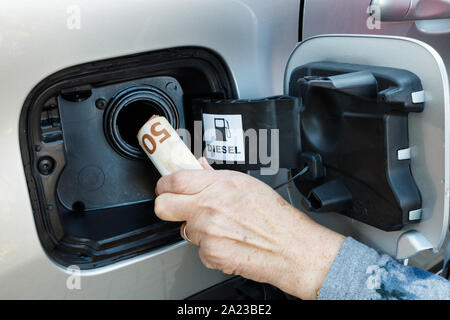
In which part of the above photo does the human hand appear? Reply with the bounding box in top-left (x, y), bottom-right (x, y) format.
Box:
top-left (154, 158), bottom-right (345, 299)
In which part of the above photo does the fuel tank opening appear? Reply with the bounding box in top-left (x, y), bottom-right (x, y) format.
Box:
top-left (104, 86), bottom-right (179, 160)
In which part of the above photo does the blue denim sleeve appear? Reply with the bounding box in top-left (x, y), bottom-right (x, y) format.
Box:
top-left (318, 237), bottom-right (450, 300)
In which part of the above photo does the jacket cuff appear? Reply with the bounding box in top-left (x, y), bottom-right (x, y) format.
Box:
top-left (317, 237), bottom-right (381, 300)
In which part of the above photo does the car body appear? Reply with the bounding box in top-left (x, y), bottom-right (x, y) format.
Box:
top-left (0, 0), bottom-right (448, 299)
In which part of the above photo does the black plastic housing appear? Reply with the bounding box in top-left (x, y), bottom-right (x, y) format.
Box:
top-left (289, 62), bottom-right (424, 231)
top-left (191, 96), bottom-right (301, 170)
top-left (19, 47), bottom-right (236, 269)
top-left (57, 77), bottom-right (184, 212)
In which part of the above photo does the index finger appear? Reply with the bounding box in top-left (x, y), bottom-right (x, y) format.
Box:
top-left (155, 169), bottom-right (219, 196)
top-left (154, 192), bottom-right (197, 222)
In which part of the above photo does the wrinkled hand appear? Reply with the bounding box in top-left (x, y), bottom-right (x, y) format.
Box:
top-left (154, 158), bottom-right (345, 300)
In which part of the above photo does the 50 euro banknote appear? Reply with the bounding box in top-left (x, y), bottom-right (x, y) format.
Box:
top-left (137, 115), bottom-right (203, 176)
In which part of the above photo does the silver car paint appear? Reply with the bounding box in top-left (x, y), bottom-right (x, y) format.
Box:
top-left (0, 0), bottom-right (299, 299)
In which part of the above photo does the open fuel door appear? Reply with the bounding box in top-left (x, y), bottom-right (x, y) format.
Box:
top-left (193, 35), bottom-right (449, 260)
top-left (284, 35), bottom-right (449, 259)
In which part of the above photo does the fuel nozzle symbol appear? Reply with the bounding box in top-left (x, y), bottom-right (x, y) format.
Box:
top-left (214, 118), bottom-right (231, 141)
